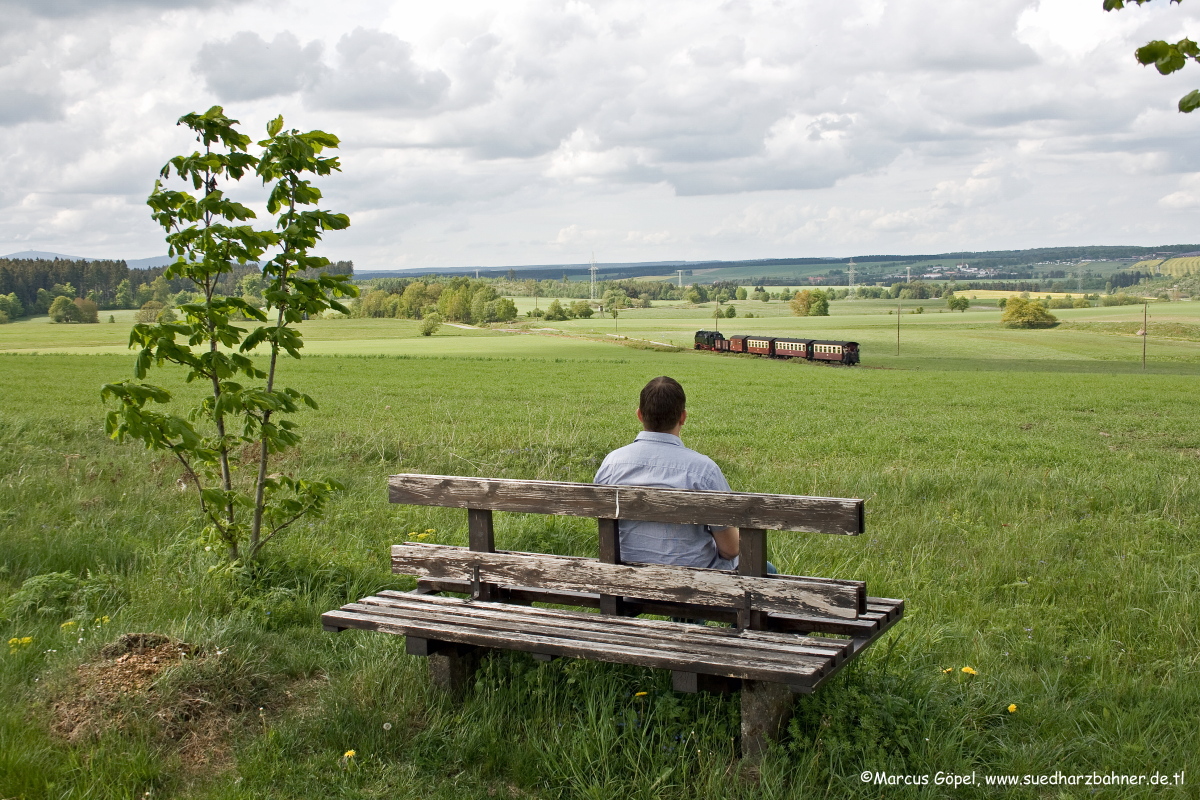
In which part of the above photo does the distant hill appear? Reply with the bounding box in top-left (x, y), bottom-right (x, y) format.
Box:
top-left (356, 245), bottom-right (1200, 283)
top-left (3, 250), bottom-right (93, 261)
top-left (1, 251), bottom-right (173, 269)
top-left (125, 255), bottom-right (175, 269)
top-left (358, 261), bottom-right (694, 281)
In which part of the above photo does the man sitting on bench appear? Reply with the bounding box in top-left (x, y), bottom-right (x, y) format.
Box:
top-left (594, 376), bottom-right (748, 571)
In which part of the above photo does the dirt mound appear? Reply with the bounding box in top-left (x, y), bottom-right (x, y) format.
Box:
top-left (51, 633), bottom-right (201, 743)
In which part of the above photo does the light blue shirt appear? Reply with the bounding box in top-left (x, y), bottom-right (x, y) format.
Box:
top-left (593, 431), bottom-right (736, 570)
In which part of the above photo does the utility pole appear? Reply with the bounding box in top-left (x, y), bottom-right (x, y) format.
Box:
top-left (590, 252), bottom-right (598, 301)
top-left (896, 302), bottom-right (901, 356)
top-left (1142, 302), bottom-right (1148, 371)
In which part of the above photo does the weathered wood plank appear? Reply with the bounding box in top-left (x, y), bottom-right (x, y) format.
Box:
top-left (364, 591), bottom-right (850, 661)
top-left (796, 597), bottom-right (906, 692)
top-left (388, 474), bottom-right (864, 534)
top-left (467, 509), bottom-right (495, 552)
top-left (467, 508), bottom-right (495, 601)
top-left (365, 594), bottom-right (850, 660)
top-left (738, 528), bottom-right (768, 577)
top-left (412, 578), bottom-right (895, 637)
top-left (392, 543), bottom-right (861, 619)
top-left (321, 605), bottom-right (826, 681)
top-left (347, 603), bottom-right (837, 674)
top-left (597, 518), bottom-right (622, 616)
top-left (321, 603), bottom-right (836, 682)
top-left (738, 528), bottom-right (768, 630)
top-left (415, 546), bottom-right (867, 596)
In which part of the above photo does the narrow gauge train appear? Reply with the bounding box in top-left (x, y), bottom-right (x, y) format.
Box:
top-left (694, 330), bottom-right (860, 365)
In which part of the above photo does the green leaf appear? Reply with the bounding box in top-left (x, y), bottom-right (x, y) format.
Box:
top-left (1179, 88), bottom-right (1200, 112)
top-left (267, 115), bottom-right (284, 138)
top-left (1136, 40), bottom-right (1173, 68)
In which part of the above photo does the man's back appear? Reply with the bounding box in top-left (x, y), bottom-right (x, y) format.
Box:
top-left (594, 431), bottom-right (735, 570)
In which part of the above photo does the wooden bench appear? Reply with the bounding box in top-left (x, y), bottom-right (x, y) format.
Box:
top-left (322, 474), bottom-right (904, 756)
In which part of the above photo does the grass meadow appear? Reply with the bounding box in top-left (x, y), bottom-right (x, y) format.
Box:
top-left (1, 298), bottom-right (1198, 798)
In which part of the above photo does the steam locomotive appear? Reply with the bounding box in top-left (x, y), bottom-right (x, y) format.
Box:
top-left (694, 330), bottom-right (860, 365)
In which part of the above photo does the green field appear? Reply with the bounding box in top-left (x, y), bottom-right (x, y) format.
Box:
top-left (1, 302), bottom-right (1197, 798)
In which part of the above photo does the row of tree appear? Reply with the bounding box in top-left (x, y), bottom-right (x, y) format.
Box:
top-left (790, 289), bottom-right (831, 316)
top-left (355, 277), bottom-right (519, 324)
top-left (0, 256), bottom-right (352, 319)
top-left (48, 296), bottom-right (100, 323)
top-left (0, 293), bottom-right (23, 323)
top-left (0, 257), bottom-right (134, 310)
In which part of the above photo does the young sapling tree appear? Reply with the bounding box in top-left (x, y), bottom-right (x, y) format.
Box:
top-left (102, 107), bottom-right (357, 561)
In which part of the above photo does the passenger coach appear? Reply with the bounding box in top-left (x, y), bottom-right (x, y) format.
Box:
top-left (693, 330), bottom-right (859, 365)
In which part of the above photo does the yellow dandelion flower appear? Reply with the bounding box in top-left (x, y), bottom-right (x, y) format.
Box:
top-left (1007, 704), bottom-right (1017, 713)
top-left (7, 638), bottom-right (18, 646)
top-left (634, 691), bottom-right (648, 697)
top-left (941, 667), bottom-right (953, 674)
top-left (344, 750), bottom-right (356, 758)
top-left (961, 666), bottom-right (977, 676)
top-left (60, 620), bottom-right (77, 629)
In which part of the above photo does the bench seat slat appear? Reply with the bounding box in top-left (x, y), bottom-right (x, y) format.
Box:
top-left (368, 591), bottom-right (850, 660)
top-left (323, 595), bottom-right (847, 682)
top-left (392, 544), bottom-right (861, 620)
top-left (324, 608), bottom-right (831, 683)
top-left (389, 474), bottom-right (863, 534)
top-left (410, 579), bottom-right (900, 637)
top-left (346, 603), bottom-right (843, 673)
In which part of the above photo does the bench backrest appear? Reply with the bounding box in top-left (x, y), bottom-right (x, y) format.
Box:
top-left (393, 543), bottom-right (864, 619)
top-left (388, 473), bottom-right (866, 626)
top-left (389, 474), bottom-right (864, 534)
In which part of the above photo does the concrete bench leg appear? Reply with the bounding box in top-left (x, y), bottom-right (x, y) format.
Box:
top-left (407, 637), bottom-right (486, 696)
top-left (429, 646), bottom-right (484, 695)
top-left (740, 680), bottom-right (794, 758)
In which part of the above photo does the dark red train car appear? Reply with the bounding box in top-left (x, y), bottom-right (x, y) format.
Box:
top-left (745, 336), bottom-right (774, 355)
top-left (692, 330), bottom-right (860, 364)
top-left (773, 338), bottom-right (812, 359)
top-left (812, 340), bottom-right (858, 364)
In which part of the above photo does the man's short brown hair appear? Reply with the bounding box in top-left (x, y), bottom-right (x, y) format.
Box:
top-left (639, 376), bottom-right (686, 432)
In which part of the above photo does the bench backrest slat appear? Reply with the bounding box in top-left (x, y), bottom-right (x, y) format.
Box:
top-left (392, 543), bottom-right (862, 619)
top-left (389, 474), bottom-right (863, 534)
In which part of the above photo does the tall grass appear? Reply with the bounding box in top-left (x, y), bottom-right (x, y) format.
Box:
top-left (1, 336), bottom-right (1197, 798)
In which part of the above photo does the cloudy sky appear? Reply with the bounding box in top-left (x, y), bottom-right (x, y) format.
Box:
top-left (3, 0), bottom-right (1200, 270)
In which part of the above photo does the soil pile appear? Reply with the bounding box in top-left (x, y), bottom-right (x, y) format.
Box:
top-left (51, 633), bottom-right (201, 743)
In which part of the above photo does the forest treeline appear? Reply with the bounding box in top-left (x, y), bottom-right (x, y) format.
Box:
top-left (0, 257), bottom-right (353, 321)
top-left (354, 276), bottom-right (687, 323)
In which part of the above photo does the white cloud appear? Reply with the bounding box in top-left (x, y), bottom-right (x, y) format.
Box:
top-left (195, 31), bottom-right (324, 102)
top-left (1158, 173), bottom-right (1200, 209)
top-left (4, 0), bottom-right (1200, 266)
top-left (307, 28), bottom-right (451, 113)
top-left (932, 158), bottom-right (1030, 208)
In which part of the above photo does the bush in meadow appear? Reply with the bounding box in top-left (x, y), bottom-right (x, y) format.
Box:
top-left (1001, 296), bottom-right (1059, 328)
